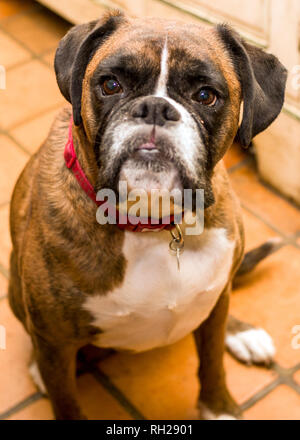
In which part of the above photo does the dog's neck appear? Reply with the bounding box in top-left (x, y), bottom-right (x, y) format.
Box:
top-left (71, 121), bottom-right (99, 189)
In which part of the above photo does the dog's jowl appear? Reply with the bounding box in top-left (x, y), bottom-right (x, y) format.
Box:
top-left (9, 11), bottom-right (287, 420)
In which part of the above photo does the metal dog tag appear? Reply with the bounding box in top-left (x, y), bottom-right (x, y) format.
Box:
top-left (169, 225), bottom-right (184, 271)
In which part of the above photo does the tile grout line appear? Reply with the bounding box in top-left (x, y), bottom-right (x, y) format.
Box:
top-left (229, 154), bottom-right (300, 217)
top-left (0, 8), bottom-right (70, 72)
top-left (0, 16), bottom-right (67, 145)
top-left (240, 376), bottom-right (281, 412)
top-left (228, 156), bottom-right (252, 174)
top-left (229, 152), bottom-right (300, 213)
top-left (3, 132), bottom-right (31, 156)
top-left (0, 101), bottom-right (66, 158)
top-left (241, 203), bottom-right (300, 251)
top-left (258, 174), bottom-right (300, 214)
top-left (0, 392), bottom-right (44, 420)
top-left (290, 363), bottom-right (300, 373)
top-left (273, 363), bottom-right (300, 394)
top-left (4, 57), bottom-right (34, 73)
top-left (3, 102), bottom-right (65, 134)
top-left (228, 160), bottom-right (300, 254)
top-left (3, 45), bottom-right (57, 74)
top-left (0, 20), bottom-right (46, 61)
top-left (241, 361), bottom-right (300, 412)
top-left (89, 366), bottom-right (147, 420)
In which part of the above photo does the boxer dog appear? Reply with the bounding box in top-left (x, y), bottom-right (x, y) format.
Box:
top-left (9, 11), bottom-right (287, 420)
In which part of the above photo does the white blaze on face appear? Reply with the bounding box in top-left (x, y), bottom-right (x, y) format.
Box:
top-left (153, 38), bottom-right (202, 178)
top-left (155, 38), bottom-right (169, 97)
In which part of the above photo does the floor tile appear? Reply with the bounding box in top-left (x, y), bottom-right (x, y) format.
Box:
top-left (0, 0), bottom-right (34, 19)
top-left (100, 334), bottom-right (276, 419)
top-left (0, 298), bottom-right (35, 415)
top-left (223, 142), bottom-right (247, 170)
top-left (0, 60), bottom-right (64, 130)
top-left (244, 385), bottom-right (300, 420)
top-left (0, 30), bottom-right (31, 69)
top-left (241, 207), bottom-right (278, 252)
top-left (10, 106), bottom-right (63, 154)
top-left (7, 398), bottom-right (54, 420)
top-left (0, 135), bottom-right (29, 204)
top-left (78, 374), bottom-right (132, 420)
top-left (1, 6), bottom-right (70, 55)
top-left (224, 353), bottom-right (277, 405)
top-left (230, 163), bottom-right (300, 235)
top-left (0, 204), bottom-right (11, 271)
top-left (41, 48), bottom-right (56, 68)
top-left (7, 374), bottom-right (132, 420)
top-left (100, 335), bottom-right (199, 420)
top-left (0, 272), bottom-right (8, 298)
top-left (230, 245), bottom-right (300, 368)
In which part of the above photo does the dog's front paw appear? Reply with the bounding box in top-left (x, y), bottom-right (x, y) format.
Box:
top-left (226, 327), bottom-right (275, 365)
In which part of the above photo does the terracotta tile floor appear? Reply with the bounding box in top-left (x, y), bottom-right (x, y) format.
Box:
top-left (0, 0), bottom-right (300, 420)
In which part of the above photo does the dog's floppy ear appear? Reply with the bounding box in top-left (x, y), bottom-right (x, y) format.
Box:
top-left (55, 11), bottom-right (125, 126)
top-left (217, 24), bottom-right (287, 147)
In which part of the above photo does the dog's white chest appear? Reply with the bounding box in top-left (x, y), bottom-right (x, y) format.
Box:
top-left (83, 228), bottom-right (234, 352)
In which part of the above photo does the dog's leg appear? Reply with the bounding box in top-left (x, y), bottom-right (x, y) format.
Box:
top-left (194, 286), bottom-right (241, 420)
top-left (33, 334), bottom-right (85, 420)
top-left (225, 315), bottom-right (275, 365)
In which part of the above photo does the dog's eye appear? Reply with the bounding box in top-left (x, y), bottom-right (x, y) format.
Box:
top-left (194, 88), bottom-right (217, 106)
top-left (101, 78), bottom-right (122, 96)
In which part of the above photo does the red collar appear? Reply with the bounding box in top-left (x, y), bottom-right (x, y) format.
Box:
top-left (64, 118), bottom-right (175, 232)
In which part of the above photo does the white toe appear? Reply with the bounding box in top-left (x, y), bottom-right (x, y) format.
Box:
top-left (215, 414), bottom-right (238, 420)
top-left (200, 404), bottom-right (238, 420)
top-left (226, 328), bottom-right (275, 364)
top-left (225, 333), bottom-right (252, 363)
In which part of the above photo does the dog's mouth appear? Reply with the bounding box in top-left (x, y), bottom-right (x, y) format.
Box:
top-left (97, 124), bottom-right (211, 214)
top-left (133, 127), bottom-right (159, 157)
top-left (120, 139), bottom-right (181, 191)
top-left (116, 128), bottom-right (184, 218)
top-left (116, 126), bottom-right (181, 192)
top-left (130, 127), bottom-right (166, 162)
top-left (117, 161), bottom-right (184, 219)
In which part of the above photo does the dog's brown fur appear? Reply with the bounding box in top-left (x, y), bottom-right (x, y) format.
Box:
top-left (9, 13), bottom-right (286, 419)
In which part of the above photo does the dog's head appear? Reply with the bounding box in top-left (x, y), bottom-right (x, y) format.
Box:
top-left (55, 12), bottom-right (287, 210)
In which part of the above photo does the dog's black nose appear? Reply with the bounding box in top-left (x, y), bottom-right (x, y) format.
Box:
top-left (131, 97), bottom-right (180, 126)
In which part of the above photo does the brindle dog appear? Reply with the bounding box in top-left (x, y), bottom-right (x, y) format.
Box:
top-left (9, 12), bottom-right (287, 420)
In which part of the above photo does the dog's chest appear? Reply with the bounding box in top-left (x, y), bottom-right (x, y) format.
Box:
top-left (83, 228), bottom-right (234, 352)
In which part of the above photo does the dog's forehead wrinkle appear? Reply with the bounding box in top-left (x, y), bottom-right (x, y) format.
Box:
top-left (95, 51), bottom-right (156, 75)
